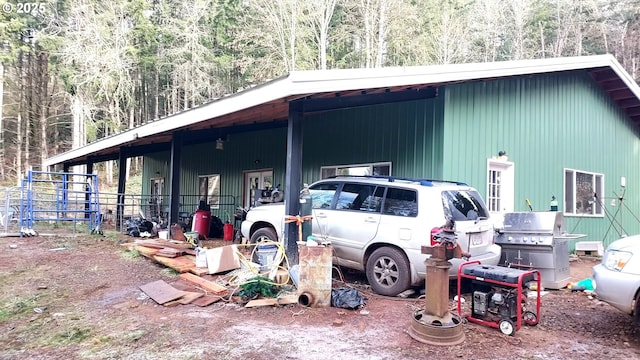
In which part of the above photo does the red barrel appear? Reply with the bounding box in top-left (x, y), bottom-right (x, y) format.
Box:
top-left (223, 222), bottom-right (234, 241)
top-left (193, 210), bottom-right (211, 238)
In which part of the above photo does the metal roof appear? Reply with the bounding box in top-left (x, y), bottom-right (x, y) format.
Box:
top-left (44, 54), bottom-right (640, 167)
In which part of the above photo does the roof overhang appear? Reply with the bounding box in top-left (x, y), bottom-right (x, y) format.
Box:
top-left (45, 54), bottom-right (640, 167)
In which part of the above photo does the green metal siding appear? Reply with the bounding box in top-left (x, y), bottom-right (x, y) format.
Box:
top-left (142, 98), bottom-right (446, 218)
top-left (141, 152), bottom-right (169, 195)
top-left (302, 97), bottom-right (445, 182)
top-left (443, 71), bottom-right (640, 248)
top-left (142, 128), bottom-right (288, 218)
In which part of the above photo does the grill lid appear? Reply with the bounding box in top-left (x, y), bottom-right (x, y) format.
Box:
top-left (501, 211), bottom-right (565, 235)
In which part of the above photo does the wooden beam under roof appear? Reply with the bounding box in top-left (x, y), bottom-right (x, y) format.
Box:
top-left (611, 88), bottom-right (636, 101)
top-left (616, 98), bottom-right (640, 109)
top-left (599, 79), bottom-right (629, 92)
top-left (589, 67), bottom-right (618, 82)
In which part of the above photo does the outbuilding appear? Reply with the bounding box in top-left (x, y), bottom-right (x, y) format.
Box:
top-left (45, 54), bottom-right (640, 260)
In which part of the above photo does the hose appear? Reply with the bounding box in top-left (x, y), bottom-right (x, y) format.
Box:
top-left (227, 240), bottom-right (291, 288)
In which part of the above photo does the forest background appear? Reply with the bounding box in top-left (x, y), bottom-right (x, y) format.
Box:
top-left (0, 0), bottom-right (639, 186)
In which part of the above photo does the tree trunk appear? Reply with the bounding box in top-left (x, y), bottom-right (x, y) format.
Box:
top-left (24, 51), bottom-right (32, 175)
top-left (0, 63), bottom-right (5, 181)
top-left (154, 71), bottom-right (159, 120)
top-left (290, 1), bottom-right (296, 70)
top-left (126, 108), bottom-right (134, 180)
top-left (16, 51), bottom-right (24, 180)
top-left (39, 52), bottom-right (50, 172)
top-left (375, 0), bottom-right (387, 68)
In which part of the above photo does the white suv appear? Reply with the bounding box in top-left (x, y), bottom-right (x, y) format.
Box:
top-left (241, 176), bottom-right (501, 296)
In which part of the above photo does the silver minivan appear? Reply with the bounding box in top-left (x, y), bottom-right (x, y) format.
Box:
top-left (241, 176), bottom-right (502, 296)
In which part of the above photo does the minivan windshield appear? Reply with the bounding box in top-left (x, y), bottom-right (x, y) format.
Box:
top-left (441, 190), bottom-right (489, 221)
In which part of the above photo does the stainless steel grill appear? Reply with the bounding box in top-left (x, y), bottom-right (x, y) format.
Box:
top-left (495, 211), bottom-right (585, 289)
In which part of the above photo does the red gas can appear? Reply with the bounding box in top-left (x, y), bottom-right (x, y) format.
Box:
top-left (192, 210), bottom-right (211, 238)
top-left (223, 222), bottom-right (234, 241)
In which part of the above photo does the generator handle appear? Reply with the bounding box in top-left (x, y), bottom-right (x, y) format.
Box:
top-left (456, 260), bottom-right (482, 316)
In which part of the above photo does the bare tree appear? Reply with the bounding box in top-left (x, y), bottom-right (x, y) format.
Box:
top-left (246, 0), bottom-right (299, 72)
top-left (349, 0), bottom-right (393, 68)
top-left (506, 0), bottom-right (535, 60)
top-left (158, 0), bottom-right (222, 111)
top-left (302, 0), bottom-right (338, 69)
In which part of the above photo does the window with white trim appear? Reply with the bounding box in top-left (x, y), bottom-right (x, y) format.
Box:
top-left (564, 169), bottom-right (604, 216)
top-left (198, 174), bottom-right (221, 209)
top-left (320, 162), bottom-right (391, 179)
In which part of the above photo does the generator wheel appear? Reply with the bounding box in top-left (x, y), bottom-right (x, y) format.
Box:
top-left (523, 311), bottom-right (538, 326)
top-left (499, 319), bottom-right (516, 336)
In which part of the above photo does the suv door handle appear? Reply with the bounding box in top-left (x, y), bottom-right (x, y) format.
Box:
top-left (364, 217), bottom-right (378, 223)
top-left (316, 213), bottom-right (327, 218)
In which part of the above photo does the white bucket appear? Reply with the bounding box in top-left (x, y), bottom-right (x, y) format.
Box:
top-left (257, 244), bottom-right (278, 271)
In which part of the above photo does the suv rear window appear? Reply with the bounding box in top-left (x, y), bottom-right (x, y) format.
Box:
top-left (441, 190), bottom-right (489, 221)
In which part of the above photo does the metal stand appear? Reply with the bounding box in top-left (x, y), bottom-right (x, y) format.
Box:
top-left (408, 228), bottom-right (465, 345)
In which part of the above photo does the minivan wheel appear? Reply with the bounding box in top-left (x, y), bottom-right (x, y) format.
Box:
top-left (366, 247), bottom-right (411, 296)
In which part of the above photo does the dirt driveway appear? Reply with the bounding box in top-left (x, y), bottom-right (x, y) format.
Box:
top-left (0, 233), bottom-right (639, 360)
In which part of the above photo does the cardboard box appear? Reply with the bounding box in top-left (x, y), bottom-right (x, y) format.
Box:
top-left (206, 245), bottom-right (241, 274)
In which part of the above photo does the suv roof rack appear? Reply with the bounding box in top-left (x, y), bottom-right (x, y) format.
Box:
top-left (327, 175), bottom-right (468, 187)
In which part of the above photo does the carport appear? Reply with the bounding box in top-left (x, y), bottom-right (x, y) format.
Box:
top-left (43, 54), bottom-right (640, 263)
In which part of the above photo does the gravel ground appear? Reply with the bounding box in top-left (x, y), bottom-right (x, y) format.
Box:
top-left (0, 234), bottom-right (638, 359)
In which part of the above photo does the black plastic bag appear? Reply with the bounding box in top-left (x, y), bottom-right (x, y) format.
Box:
top-left (331, 287), bottom-right (366, 309)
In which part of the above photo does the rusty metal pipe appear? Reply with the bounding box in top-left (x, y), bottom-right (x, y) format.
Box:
top-left (298, 292), bottom-right (314, 307)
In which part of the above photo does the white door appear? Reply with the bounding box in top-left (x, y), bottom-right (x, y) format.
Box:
top-left (244, 170), bottom-right (273, 208)
top-left (486, 159), bottom-right (514, 227)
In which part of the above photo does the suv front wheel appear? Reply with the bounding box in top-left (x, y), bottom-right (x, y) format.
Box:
top-left (366, 247), bottom-right (411, 296)
top-left (250, 227), bottom-right (277, 244)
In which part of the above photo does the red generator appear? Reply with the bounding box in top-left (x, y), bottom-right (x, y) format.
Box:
top-left (457, 261), bottom-right (541, 336)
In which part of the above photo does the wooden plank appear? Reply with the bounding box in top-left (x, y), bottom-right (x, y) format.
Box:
top-left (139, 280), bottom-right (186, 305)
top-left (189, 267), bottom-right (209, 276)
top-left (191, 294), bottom-right (223, 307)
top-left (178, 273), bottom-right (228, 295)
top-left (244, 294), bottom-right (299, 308)
top-left (245, 298), bottom-right (279, 307)
top-left (177, 291), bottom-right (205, 305)
top-left (154, 255), bottom-right (195, 273)
top-left (156, 248), bottom-right (183, 258)
top-left (136, 239), bottom-right (193, 250)
top-left (133, 240), bottom-right (165, 249)
top-left (170, 279), bottom-right (198, 291)
top-left (276, 294), bottom-right (299, 305)
top-left (135, 245), bottom-right (159, 258)
top-left (183, 255), bottom-right (196, 262)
